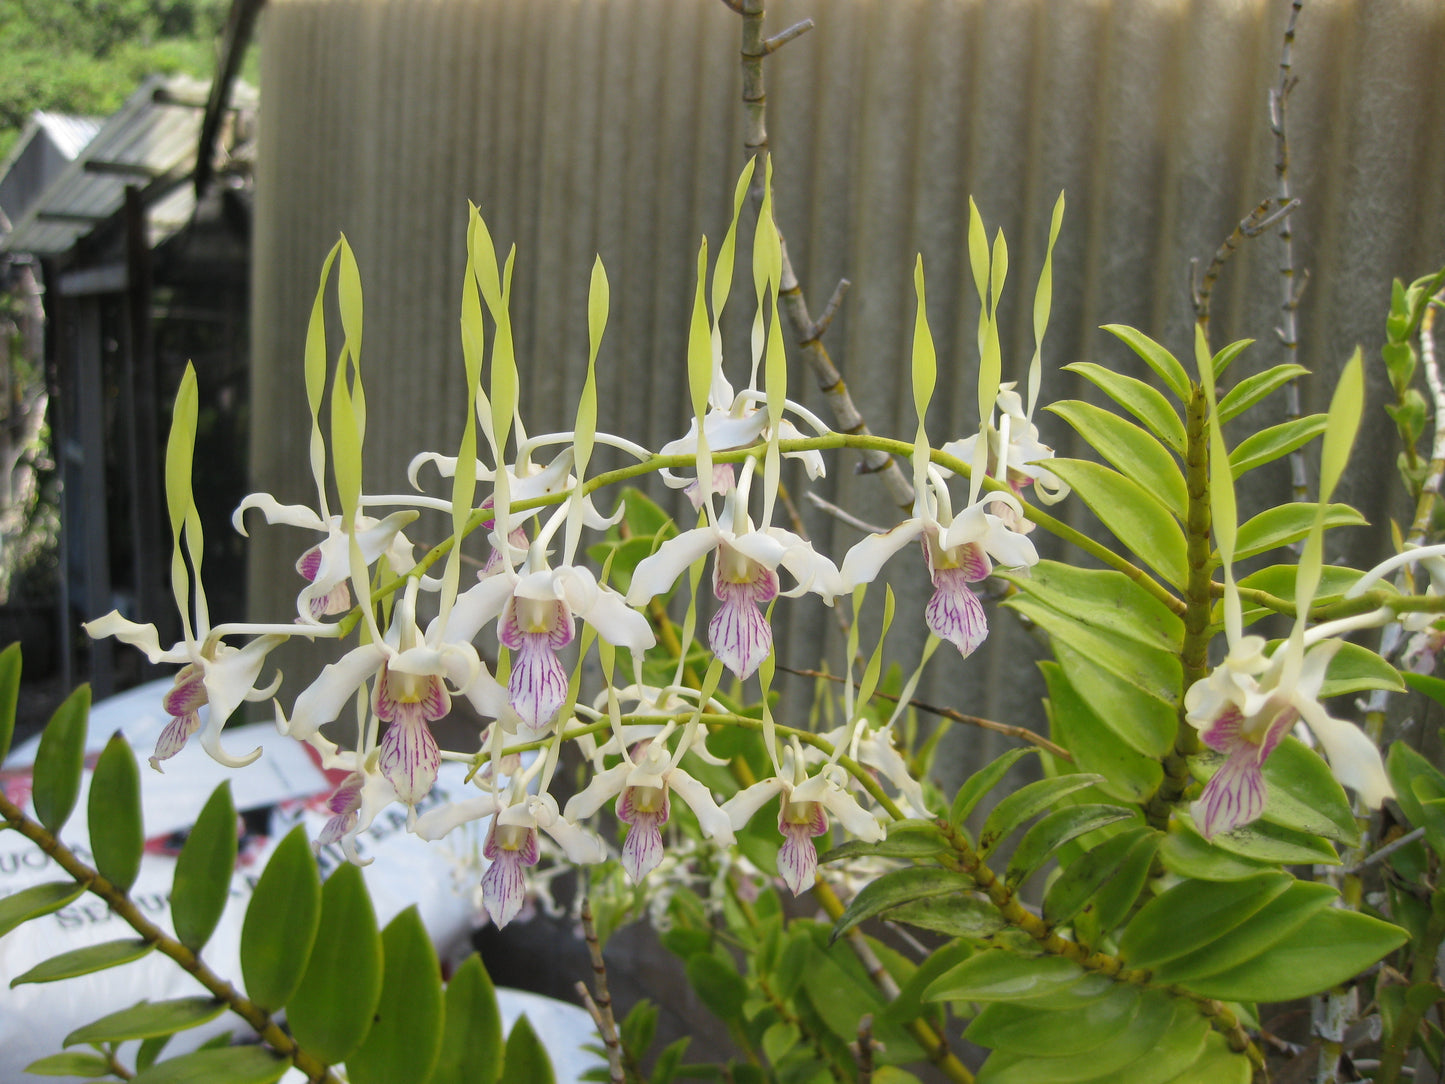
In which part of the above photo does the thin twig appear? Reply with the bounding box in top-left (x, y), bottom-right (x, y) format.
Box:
top-left (804, 490), bottom-right (888, 535)
top-left (777, 664), bottom-right (1073, 761)
top-left (777, 480), bottom-right (856, 646)
top-left (813, 279), bottom-right (851, 340)
top-left (578, 899), bottom-right (626, 1084)
top-left (1193, 197), bottom-right (1296, 334)
top-left (763, 18), bottom-right (814, 54)
top-left (1343, 828), bottom-right (1426, 876)
top-left (854, 1014), bottom-right (876, 1084)
top-left (1271, 0), bottom-right (1310, 503)
top-left (735, 0), bottom-right (915, 511)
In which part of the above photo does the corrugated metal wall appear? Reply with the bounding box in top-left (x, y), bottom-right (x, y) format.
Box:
top-left (249, 0), bottom-right (1445, 782)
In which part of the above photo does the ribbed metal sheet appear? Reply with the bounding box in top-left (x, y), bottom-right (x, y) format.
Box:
top-left (4, 75), bottom-right (258, 256)
top-left (248, 0), bottom-right (1445, 782)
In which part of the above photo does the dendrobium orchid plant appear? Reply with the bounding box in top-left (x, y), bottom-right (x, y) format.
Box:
top-left (83, 159), bottom-right (1430, 1049)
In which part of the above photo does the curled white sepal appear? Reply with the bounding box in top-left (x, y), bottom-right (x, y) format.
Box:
top-left (413, 791), bottom-right (502, 842)
top-left (280, 643), bottom-right (387, 740)
top-left (82, 612), bottom-right (189, 664)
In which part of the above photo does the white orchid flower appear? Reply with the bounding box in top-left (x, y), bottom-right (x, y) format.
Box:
top-left (1186, 346), bottom-right (1390, 839)
top-left (232, 494), bottom-right (418, 623)
top-left (276, 579), bottom-right (480, 806)
top-left (86, 610), bottom-right (293, 771)
top-left (722, 747), bottom-right (884, 896)
top-left (441, 541), bottom-right (655, 734)
top-left (564, 729), bottom-right (735, 883)
top-left (413, 780), bottom-right (605, 929)
top-left (839, 469), bottom-right (1036, 658)
top-left (628, 474), bottom-right (842, 681)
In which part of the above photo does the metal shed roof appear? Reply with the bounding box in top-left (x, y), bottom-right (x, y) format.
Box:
top-left (2, 73), bottom-right (256, 257)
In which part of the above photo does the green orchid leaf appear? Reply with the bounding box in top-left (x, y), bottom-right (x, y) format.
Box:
top-left (1004, 597), bottom-right (1180, 707)
top-left (349, 906), bottom-right (445, 1084)
top-left (1046, 400), bottom-right (1186, 516)
top-left (1069, 830), bottom-right (1159, 945)
top-left (686, 954), bottom-right (747, 1025)
top-left (1187, 815), bottom-right (1339, 865)
top-left (1387, 743), bottom-right (1445, 853)
top-left (1404, 671), bottom-right (1445, 711)
top-left (433, 955), bottom-right (503, 1084)
top-left (1044, 459), bottom-right (1188, 587)
top-left (966, 984), bottom-right (1140, 1057)
top-left (1217, 363), bottom-right (1310, 423)
top-left (0, 881), bottom-right (86, 938)
top-left (951, 747), bottom-right (1038, 827)
top-left (286, 862), bottom-right (384, 1065)
top-left (23, 1052), bottom-right (112, 1077)
top-left (1179, 906), bottom-right (1405, 1002)
top-left (978, 774), bottom-right (1104, 856)
top-left (1229, 414), bottom-right (1328, 478)
top-left (11, 937), bottom-right (153, 986)
top-left (500, 1015), bottom-right (555, 1084)
top-left (1231, 503), bottom-right (1367, 562)
top-left (971, 991), bottom-right (1176, 1083)
top-left (88, 732), bottom-right (143, 893)
top-left (1005, 805), bottom-right (1136, 888)
top-left (135, 1029), bottom-right (172, 1075)
top-left (1062, 362), bottom-right (1185, 454)
top-left (1042, 827), bottom-right (1154, 926)
top-left (1047, 637), bottom-right (1176, 757)
top-left (0, 641), bottom-right (19, 765)
top-left (1210, 337), bottom-right (1255, 380)
top-left (170, 781), bottom-right (237, 954)
top-left (819, 820), bottom-right (945, 863)
top-left (883, 895), bottom-right (1006, 940)
top-left (240, 826), bottom-right (321, 1013)
top-left (1169, 1033), bottom-right (1252, 1084)
top-left (881, 943), bottom-right (973, 1026)
top-left (64, 997), bottom-right (226, 1047)
top-left (1317, 640), bottom-right (1405, 697)
top-left (1002, 561), bottom-right (1183, 652)
top-left (1041, 663), bottom-right (1163, 803)
top-left (924, 950), bottom-right (1086, 1004)
top-left (1157, 822), bottom-right (1273, 881)
top-left (1118, 874), bottom-right (1291, 970)
top-left (31, 683), bottom-right (91, 834)
top-left (130, 1046), bottom-right (288, 1084)
top-left (1147, 881), bottom-right (1336, 986)
top-left (1100, 325), bottom-right (1191, 401)
top-left (1236, 562), bottom-right (1372, 605)
top-left (829, 868), bottom-right (976, 942)
top-left (1093, 999), bottom-right (1210, 1084)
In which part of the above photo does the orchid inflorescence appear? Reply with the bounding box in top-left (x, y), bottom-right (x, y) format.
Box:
top-left (85, 160), bottom-right (1420, 927)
